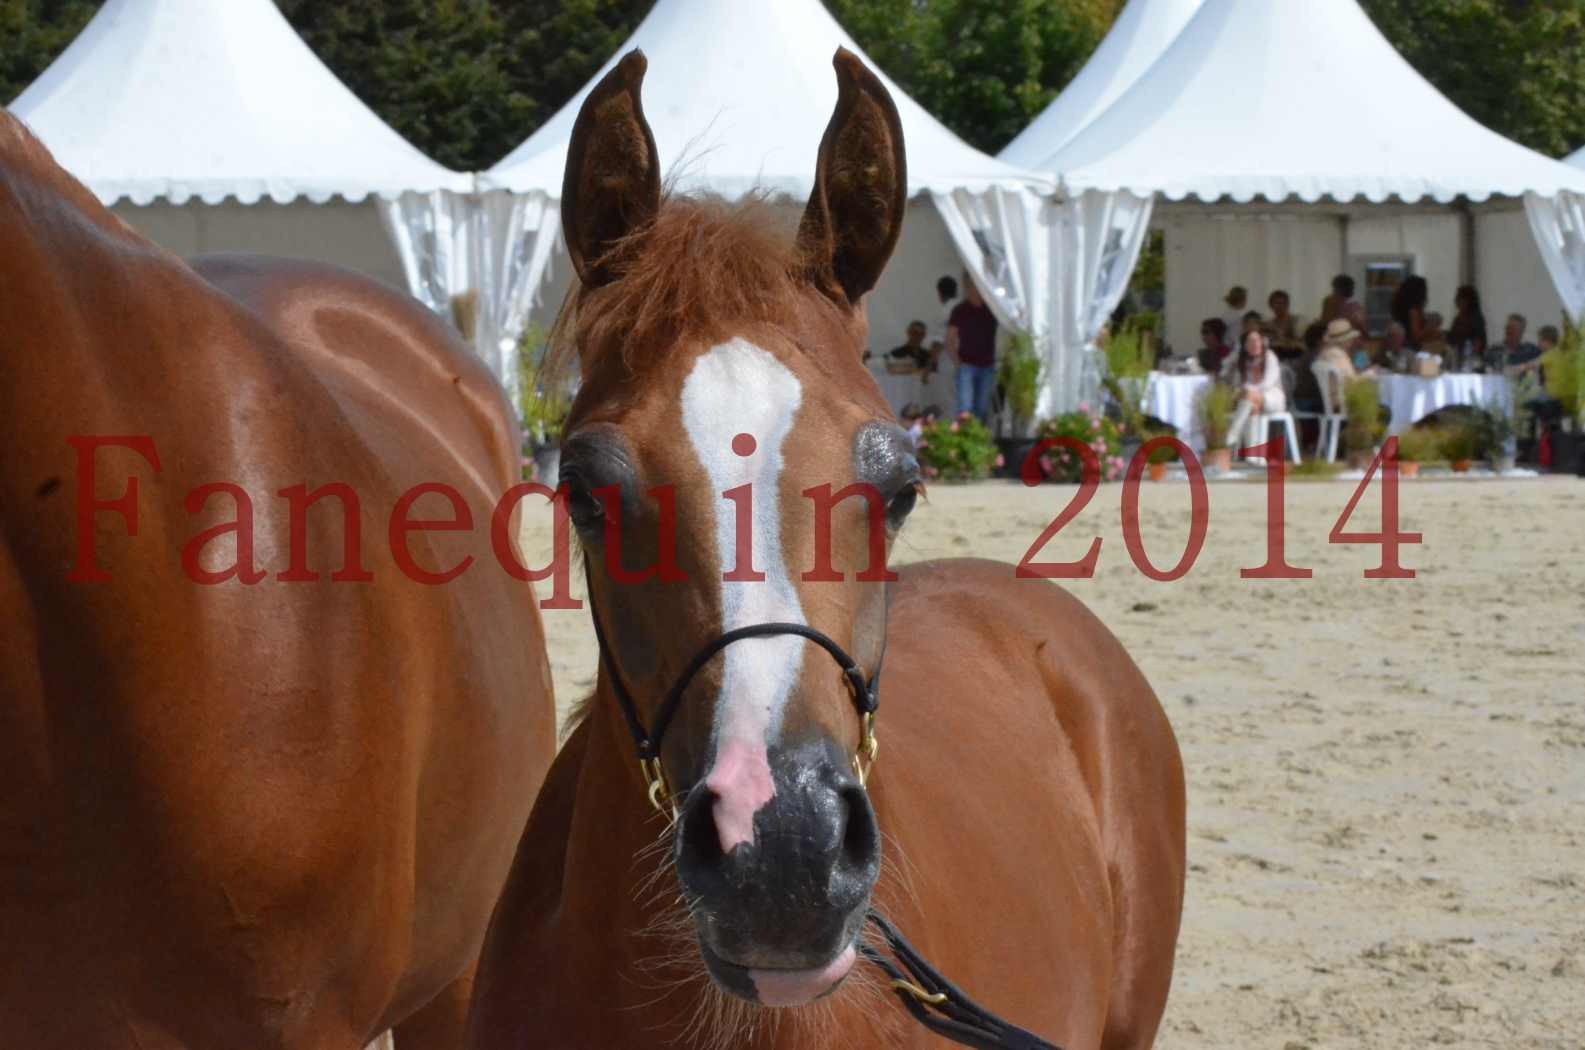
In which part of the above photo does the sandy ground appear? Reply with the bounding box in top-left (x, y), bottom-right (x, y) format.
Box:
top-left (520, 474), bottom-right (1585, 1050)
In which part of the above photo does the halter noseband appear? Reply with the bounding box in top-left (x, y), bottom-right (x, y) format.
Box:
top-left (584, 570), bottom-right (884, 820)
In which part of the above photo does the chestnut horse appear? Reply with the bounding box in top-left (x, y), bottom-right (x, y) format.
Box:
top-left (466, 50), bottom-right (1185, 1050)
top-left (0, 114), bottom-right (555, 1047)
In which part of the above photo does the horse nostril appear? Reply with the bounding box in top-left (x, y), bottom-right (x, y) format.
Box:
top-left (677, 786), bottom-right (727, 890)
top-left (837, 783), bottom-right (878, 870)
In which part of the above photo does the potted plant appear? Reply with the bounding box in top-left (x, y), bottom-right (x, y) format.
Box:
top-left (1195, 382), bottom-right (1236, 472)
top-left (1032, 408), bottom-right (1125, 484)
top-left (518, 326), bottom-right (570, 486)
top-left (1393, 426), bottom-right (1441, 478)
top-left (1476, 398), bottom-right (1516, 473)
top-left (1146, 435), bottom-right (1179, 482)
top-left (918, 412), bottom-right (1000, 482)
top-left (1342, 377), bottom-right (1385, 470)
top-left (1103, 317), bottom-right (1156, 418)
top-left (1441, 422), bottom-right (1477, 473)
top-left (995, 331), bottom-right (1044, 470)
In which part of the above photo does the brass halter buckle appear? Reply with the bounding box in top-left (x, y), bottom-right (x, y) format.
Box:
top-left (641, 755), bottom-right (678, 825)
top-left (851, 711), bottom-right (879, 787)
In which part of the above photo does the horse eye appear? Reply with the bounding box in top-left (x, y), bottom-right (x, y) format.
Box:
top-left (563, 476), bottom-right (605, 530)
top-left (886, 484), bottom-right (919, 528)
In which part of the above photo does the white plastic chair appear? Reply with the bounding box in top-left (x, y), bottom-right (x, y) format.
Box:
top-left (1299, 361), bottom-right (1347, 462)
top-left (1252, 409), bottom-right (1303, 463)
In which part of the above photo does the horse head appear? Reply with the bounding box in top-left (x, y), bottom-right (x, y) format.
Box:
top-left (555, 47), bottom-right (916, 1007)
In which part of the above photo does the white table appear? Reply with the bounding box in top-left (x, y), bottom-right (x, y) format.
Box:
top-left (1375, 374), bottom-right (1509, 434)
top-left (871, 365), bottom-right (955, 416)
top-left (1143, 372), bottom-right (1211, 450)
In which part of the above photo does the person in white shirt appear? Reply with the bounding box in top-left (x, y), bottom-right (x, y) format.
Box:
top-left (1223, 323), bottom-right (1285, 451)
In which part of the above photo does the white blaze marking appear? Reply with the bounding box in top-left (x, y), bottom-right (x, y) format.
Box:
top-left (680, 338), bottom-right (805, 853)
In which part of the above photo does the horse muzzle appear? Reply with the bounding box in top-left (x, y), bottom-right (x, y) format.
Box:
top-left (676, 735), bottom-right (880, 1004)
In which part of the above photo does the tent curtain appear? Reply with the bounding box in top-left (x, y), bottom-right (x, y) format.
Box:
top-left (377, 188), bottom-right (563, 408)
top-left (1054, 189), bottom-right (1155, 413)
top-left (930, 187), bottom-right (1056, 414)
top-left (1524, 191), bottom-right (1585, 323)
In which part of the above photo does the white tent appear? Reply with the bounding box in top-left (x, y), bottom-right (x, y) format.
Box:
top-left (9, 0), bottom-right (470, 291)
top-left (1000, 0), bottom-right (1203, 170)
top-left (382, 0), bottom-right (1062, 414)
top-left (1012, 0), bottom-right (1585, 384)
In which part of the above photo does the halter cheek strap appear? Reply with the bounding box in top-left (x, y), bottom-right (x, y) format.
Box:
top-left (583, 567), bottom-right (885, 818)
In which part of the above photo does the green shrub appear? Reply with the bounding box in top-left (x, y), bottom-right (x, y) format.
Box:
top-left (518, 324), bottom-right (570, 447)
top-left (918, 413), bottom-right (999, 481)
top-left (1034, 408), bottom-right (1126, 482)
top-left (1103, 317), bottom-right (1156, 381)
top-left (997, 331), bottom-right (1044, 435)
top-left (1394, 427), bottom-right (1443, 463)
top-left (1440, 423), bottom-right (1477, 462)
top-left (1342, 377), bottom-right (1384, 453)
top-left (1195, 382), bottom-right (1237, 451)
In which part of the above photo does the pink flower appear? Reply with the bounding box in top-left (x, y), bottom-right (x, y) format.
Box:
top-left (950, 421), bottom-right (960, 432)
top-left (917, 438), bottom-right (930, 449)
top-left (1090, 418), bottom-right (1101, 432)
top-left (994, 453), bottom-right (1005, 468)
top-left (924, 465), bottom-right (939, 479)
top-left (958, 410), bottom-right (972, 420)
top-left (1077, 401), bottom-right (1091, 414)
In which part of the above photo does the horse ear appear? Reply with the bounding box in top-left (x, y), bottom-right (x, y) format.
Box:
top-left (561, 50), bottom-right (662, 289)
top-left (796, 48), bottom-right (908, 307)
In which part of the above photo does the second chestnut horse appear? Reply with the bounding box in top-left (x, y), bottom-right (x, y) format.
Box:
top-left (467, 50), bottom-right (1185, 1050)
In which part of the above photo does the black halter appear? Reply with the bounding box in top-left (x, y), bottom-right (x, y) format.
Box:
top-left (583, 566), bottom-right (883, 813)
top-left (583, 567), bottom-right (1058, 1050)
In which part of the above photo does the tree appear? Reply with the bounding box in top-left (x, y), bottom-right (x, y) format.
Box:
top-left (1359, 0), bottom-right (1585, 157)
top-left (826, 0), bottom-right (1120, 153)
top-left (0, 0), bottom-right (96, 104)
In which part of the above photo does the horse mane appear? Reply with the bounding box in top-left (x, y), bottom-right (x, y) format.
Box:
top-left (547, 192), bottom-right (839, 392)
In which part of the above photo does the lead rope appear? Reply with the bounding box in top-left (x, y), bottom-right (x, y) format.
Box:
top-left (582, 565), bottom-right (1058, 1050)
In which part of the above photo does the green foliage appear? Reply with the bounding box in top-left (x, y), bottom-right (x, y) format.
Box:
top-left (1394, 426), bottom-right (1443, 464)
top-left (0, 0), bottom-right (96, 103)
top-left (996, 330), bottom-right (1043, 434)
top-left (1360, 0), bottom-right (1585, 157)
top-left (1034, 408), bottom-right (1124, 482)
top-left (1541, 318), bottom-right (1585, 421)
top-left (1439, 422), bottom-right (1477, 462)
top-left (1195, 382), bottom-right (1237, 451)
top-left (516, 324), bottom-right (569, 445)
top-left (1290, 459), bottom-right (1343, 480)
top-left (1103, 317), bottom-right (1155, 381)
top-left (1145, 437), bottom-right (1180, 466)
top-left (1342, 377), bottom-right (1385, 453)
top-left (917, 412), bottom-right (999, 482)
top-left (825, 0), bottom-right (1117, 152)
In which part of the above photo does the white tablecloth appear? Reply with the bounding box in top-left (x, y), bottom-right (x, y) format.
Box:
top-left (1144, 371), bottom-right (1510, 447)
top-left (1375, 374), bottom-right (1509, 434)
top-left (1143, 372), bottom-right (1211, 450)
top-left (871, 366), bottom-right (954, 417)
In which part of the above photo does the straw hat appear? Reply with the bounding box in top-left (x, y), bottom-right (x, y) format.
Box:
top-left (1323, 317), bottom-right (1360, 346)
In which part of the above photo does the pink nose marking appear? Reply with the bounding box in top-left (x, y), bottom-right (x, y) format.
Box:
top-left (705, 738), bottom-right (775, 853)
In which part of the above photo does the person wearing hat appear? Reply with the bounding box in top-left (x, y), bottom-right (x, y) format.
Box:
top-left (1222, 285), bottom-right (1249, 351)
top-left (1313, 318), bottom-right (1390, 425)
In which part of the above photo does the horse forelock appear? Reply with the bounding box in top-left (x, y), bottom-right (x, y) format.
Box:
top-left (548, 192), bottom-right (855, 401)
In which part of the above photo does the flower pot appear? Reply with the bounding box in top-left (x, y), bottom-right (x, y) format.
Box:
top-left (1398, 461), bottom-right (1421, 478)
top-left (996, 437), bottom-right (1040, 479)
top-left (1552, 431), bottom-right (1584, 475)
top-left (1450, 459), bottom-right (1473, 473)
top-left (532, 444), bottom-right (561, 488)
top-left (1148, 462), bottom-right (1167, 482)
top-left (1205, 447), bottom-right (1232, 472)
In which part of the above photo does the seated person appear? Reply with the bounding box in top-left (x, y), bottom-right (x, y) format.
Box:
top-left (1222, 326), bottom-right (1285, 452)
top-left (1419, 311), bottom-right (1452, 364)
top-left (899, 402), bottom-right (927, 447)
top-left (1197, 317), bottom-right (1231, 373)
top-left (1289, 320), bottom-right (1328, 415)
top-left (1314, 318), bottom-right (1391, 426)
top-left (1486, 313), bottom-right (1541, 373)
top-left (887, 320), bottom-right (934, 371)
top-left (1264, 290), bottom-right (1305, 359)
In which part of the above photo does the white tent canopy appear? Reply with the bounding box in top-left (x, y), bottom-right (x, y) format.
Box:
top-left (1005, 0), bottom-right (1585, 391)
top-left (383, 0), bottom-right (1064, 415)
top-left (9, 0), bottom-right (469, 205)
top-left (999, 0), bottom-right (1203, 170)
top-left (1045, 0), bottom-right (1585, 205)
